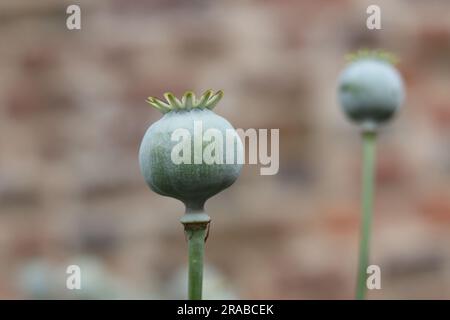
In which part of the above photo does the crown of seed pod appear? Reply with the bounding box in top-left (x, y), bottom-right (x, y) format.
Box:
top-left (338, 50), bottom-right (405, 130)
top-left (139, 90), bottom-right (243, 211)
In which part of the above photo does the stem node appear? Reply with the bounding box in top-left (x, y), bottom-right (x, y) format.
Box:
top-left (181, 209), bottom-right (210, 300)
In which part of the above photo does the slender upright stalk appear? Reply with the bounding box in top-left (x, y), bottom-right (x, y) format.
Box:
top-left (181, 206), bottom-right (210, 300)
top-left (356, 130), bottom-right (376, 300)
top-left (186, 225), bottom-right (207, 300)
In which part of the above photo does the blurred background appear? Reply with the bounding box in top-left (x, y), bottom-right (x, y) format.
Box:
top-left (1, 0), bottom-right (450, 299)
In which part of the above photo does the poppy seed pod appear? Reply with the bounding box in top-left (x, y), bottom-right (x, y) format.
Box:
top-left (338, 54), bottom-right (404, 129)
top-left (139, 90), bottom-right (243, 212)
top-left (337, 51), bottom-right (406, 299)
top-left (139, 90), bottom-right (243, 300)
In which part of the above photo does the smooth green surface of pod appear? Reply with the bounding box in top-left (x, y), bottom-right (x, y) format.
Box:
top-left (139, 108), bottom-right (243, 209)
top-left (338, 58), bottom-right (404, 126)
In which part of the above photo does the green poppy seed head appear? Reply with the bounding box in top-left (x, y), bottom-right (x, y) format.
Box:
top-left (146, 90), bottom-right (224, 113)
top-left (345, 49), bottom-right (399, 65)
top-left (338, 51), bottom-right (405, 128)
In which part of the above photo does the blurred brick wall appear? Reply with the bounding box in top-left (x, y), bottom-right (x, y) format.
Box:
top-left (1, 0), bottom-right (450, 299)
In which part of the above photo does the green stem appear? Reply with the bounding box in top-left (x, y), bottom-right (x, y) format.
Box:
top-left (181, 205), bottom-right (210, 300)
top-left (186, 225), bottom-right (207, 300)
top-left (356, 130), bottom-right (376, 300)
